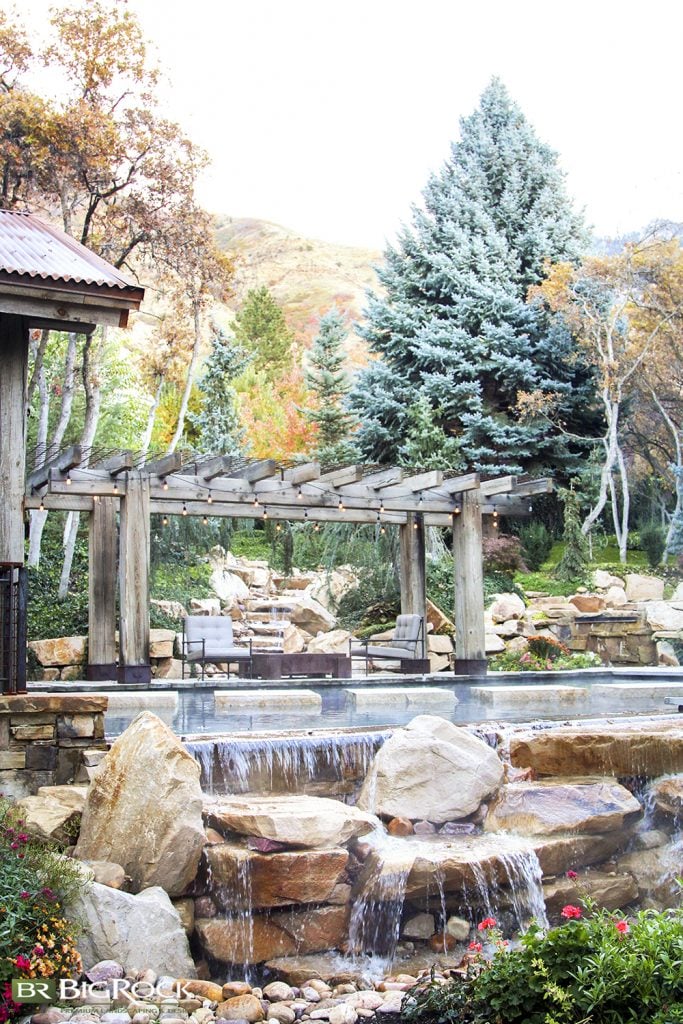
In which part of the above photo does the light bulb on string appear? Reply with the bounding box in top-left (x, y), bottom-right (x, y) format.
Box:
top-left (276, 522), bottom-right (282, 532)
top-left (162, 515), bottom-right (168, 527)
top-left (162, 478), bottom-right (169, 491)
top-left (313, 522), bottom-right (320, 532)
top-left (263, 506), bottom-right (268, 520)
top-left (66, 474), bottom-right (72, 486)
top-left (337, 497), bottom-right (344, 511)
top-left (379, 500), bottom-right (385, 513)
top-left (202, 515), bottom-right (208, 525)
top-left (297, 487), bottom-right (303, 500)
top-left (113, 481), bottom-right (119, 495)
top-left (207, 490), bottom-right (213, 504)
top-left (253, 495), bottom-right (259, 507)
top-left (182, 502), bottom-right (188, 517)
top-left (39, 499), bottom-right (45, 512)
top-left (413, 519), bottom-right (419, 530)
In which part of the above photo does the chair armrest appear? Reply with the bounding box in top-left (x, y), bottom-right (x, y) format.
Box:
top-left (184, 638), bottom-right (206, 658)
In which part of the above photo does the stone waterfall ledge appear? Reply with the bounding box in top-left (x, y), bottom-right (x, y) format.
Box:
top-left (215, 689), bottom-right (322, 710)
top-left (346, 687), bottom-right (457, 708)
top-left (0, 693), bottom-right (108, 798)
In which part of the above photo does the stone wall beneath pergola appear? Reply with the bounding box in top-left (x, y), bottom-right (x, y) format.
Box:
top-left (26, 452), bottom-right (551, 682)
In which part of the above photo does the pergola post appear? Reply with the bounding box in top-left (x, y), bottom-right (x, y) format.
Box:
top-left (118, 471), bottom-right (151, 683)
top-left (0, 314), bottom-right (29, 565)
top-left (88, 497), bottom-right (118, 680)
top-left (452, 490), bottom-right (487, 675)
top-left (399, 512), bottom-right (427, 658)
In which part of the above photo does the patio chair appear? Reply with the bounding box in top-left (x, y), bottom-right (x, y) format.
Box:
top-left (182, 615), bottom-right (253, 681)
top-left (350, 614), bottom-right (429, 674)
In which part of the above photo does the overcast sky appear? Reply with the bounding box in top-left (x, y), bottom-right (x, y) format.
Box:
top-left (18, 0), bottom-right (683, 248)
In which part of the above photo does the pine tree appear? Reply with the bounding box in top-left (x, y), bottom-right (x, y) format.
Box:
top-left (190, 324), bottom-right (250, 455)
top-left (233, 286), bottom-right (296, 378)
top-left (397, 394), bottom-right (463, 470)
top-left (554, 487), bottom-right (590, 584)
top-left (303, 309), bottom-right (356, 463)
top-left (350, 78), bottom-right (597, 475)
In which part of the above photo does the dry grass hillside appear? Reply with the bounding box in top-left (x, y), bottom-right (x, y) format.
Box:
top-left (215, 215), bottom-right (381, 368)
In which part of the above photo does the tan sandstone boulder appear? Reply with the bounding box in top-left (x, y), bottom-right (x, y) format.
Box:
top-left (485, 779), bottom-right (642, 836)
top-left (207, 843), bottom-right (349, 908)
top-left (205, 794), bottom-right (376, 849)
top-left (357, 715), bottom-right (504, 823)
top-left (17, 784), bottom-right (87, 843)
top-left (196, 905), bottom-right (350, 963)
top-left (74, 712), bottom-right (205, 896)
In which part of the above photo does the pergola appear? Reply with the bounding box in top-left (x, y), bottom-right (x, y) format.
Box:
top-left (26, 451), bottom-right (552, 682)
top-left (0, 209), bottom-right (144, 693)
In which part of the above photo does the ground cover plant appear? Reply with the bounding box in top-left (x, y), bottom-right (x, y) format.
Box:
top-left (402, 900), bottom-right (683, 1024)
top-left (0, 798), bottom-right (86, 1021)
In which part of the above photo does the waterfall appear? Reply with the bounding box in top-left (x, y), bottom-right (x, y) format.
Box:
top-left (348, 829), bottom-right (415, 962)
top-left (186, 728), bottom-right (392, 796)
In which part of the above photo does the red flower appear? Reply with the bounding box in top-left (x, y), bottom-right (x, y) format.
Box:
top-left (478, 916), bottom-right (497, 931)
top-left (468, 941), bottom-right (483, 952)
top-left (566, 870), bottom-right (578, 880)
top-left (561, 904), bottom-right (582, 919)
top-left (40, 887), bottom-right (55, 900)
top-left (615, 919), bottom-right (629, 934)
top-left (33, 944), bottom-right (44, 956)
top-left (16, 833), bottom-right (28, 843)
top-left (19, 891), bottom-right (30, 900)
top-left (15, 954), bottom-right (31, 971)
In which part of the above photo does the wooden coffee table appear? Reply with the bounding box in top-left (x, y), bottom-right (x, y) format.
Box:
top-left (250, 651), bottom-right (352, 679)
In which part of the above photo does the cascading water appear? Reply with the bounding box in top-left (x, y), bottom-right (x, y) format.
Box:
top-left (186, 728), bottom-right (392, 797)
top-left (348, 828), bottom-right (415, 962)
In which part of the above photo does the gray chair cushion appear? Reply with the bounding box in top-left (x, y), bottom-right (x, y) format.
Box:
top-left (393, 614), bottom-right (422, 651)
top-left (184, 616), bottom-right (250, 660)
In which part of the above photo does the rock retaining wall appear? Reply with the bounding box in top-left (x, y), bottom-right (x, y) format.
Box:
top-left (0, 693), bottom-right (108, 798)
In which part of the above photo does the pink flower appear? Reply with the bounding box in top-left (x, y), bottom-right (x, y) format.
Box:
top-left (19, 891), bottom-right (30, 900)
top-left (561, 904), bottom-right (582, 919)
top-left (40, 886), bottom-right (55, 900)
top-left (33, 945), bottom-right (44, 957)
top-left (15, 954), bottom-right (31, 971)
top-left (16, 833), bottom-right (28, 843)
top-left (566, 870), bottom-right (578, 880)
top-left (478, 916), bottom-right (497, 931)
top-left (468, 941), bottom-right (483, 952)
top-left (615, 919), bottom-right (629, 935)
top-left (10, 842), bottom-right (18, 850)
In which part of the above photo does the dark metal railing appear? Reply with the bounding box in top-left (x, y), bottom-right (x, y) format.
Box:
top-left (0, 563), bottom-right (27, 695)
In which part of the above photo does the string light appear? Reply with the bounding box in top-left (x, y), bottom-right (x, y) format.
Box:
top-left (253, 495), bottom-right (260, 507)
top-left (276, 522), bottom-right (282, 532)
top-left (314, 523), bottom-right (320, 532)
top-left (413, 519), bottom-right (419, 530)
top-left (113, 481), bottom-right (119, 495)
top-left (207, 490), bottom-right (213, 504)
top-left (162, 515), bottom-right (168, 526)
top-left (453, 505), bottom-right (461, 516)
top-left (337, 497), bottom-right (344, 511)
top-left (162, 478), bottom-right (169, 491)
top-left (379, 500), bottom-right (385, 513)
top-left (182, 502), bottom-right (188, 516)
top-left (304, 508), bottom-right (309, 520)
top-left (202, 515), bottom-right (208, 525)
top-left (39, 499), bottom-right (45, 512)
top-left (297, 487), bottom-right (303, 500)
top-left (93, 494), bottom-right (99, 503)
top-left (66, 474), bottom-right (72, 486)
top-left (418, 494), bottom-right (423, 507)
top-left (263, 506), bottom-right (268, 519)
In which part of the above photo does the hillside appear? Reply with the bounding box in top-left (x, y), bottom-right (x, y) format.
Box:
top-left (215, 215), bottom-right (382, 368)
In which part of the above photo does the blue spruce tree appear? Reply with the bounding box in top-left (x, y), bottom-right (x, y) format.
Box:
top-left (191, 323), bottom-right (251, 455)
top-left (350, 78), bottom-right (597, 475)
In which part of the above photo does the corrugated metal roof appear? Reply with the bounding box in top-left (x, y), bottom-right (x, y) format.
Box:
top-left (0, 209), bottom-right (142, 294)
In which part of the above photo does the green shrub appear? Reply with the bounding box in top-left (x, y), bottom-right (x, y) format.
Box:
top-left (483, 571), bottom-right (526, 604)
top-left (402, 902), bottom-right (683, 1024)
top-left (519, 522), bottom-right (553, 571)
top-left (0, 798), bottom-right (88, 1020)
top-left (639, 522), bottom-right (666, 569)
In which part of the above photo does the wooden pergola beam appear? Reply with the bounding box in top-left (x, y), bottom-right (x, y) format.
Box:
top-left (194, 455), bottom-right (234, 481)
top-left (282, 462), bottom-right (320, 485)
top-left (152, 501), bottom-right (408, 524)
top-left (377, 469), bottom-right (443, 493)
top-left (318, 465), bottom-right (364, 486)
top-left (27, 444), bottom-right (83, 492)
top-left (145, 452), bottom-right (182, 477)
top-left (94, 451), bottom-right (134, 476)
top-left (230, 459), bottom-right (278, 482)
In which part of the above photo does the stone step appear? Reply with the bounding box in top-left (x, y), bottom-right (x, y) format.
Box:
top-left (347, 687), bottom-right (457, 708)
top-left (471, 685), bottom-right (589, 707)
top-left (244, 611), bottom-right (293, 622)
top-left (247, 599), bottom-right (297, 613)
top-left (214, 689), bottom-right (322, 711)
top-left (249, 622), bottom-right (289, 635)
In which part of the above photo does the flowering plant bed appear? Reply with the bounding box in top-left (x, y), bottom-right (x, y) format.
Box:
top-left (402, 900), bottom-right (683, 1024)
top-left (0, 797), bottom-right (86, 1021)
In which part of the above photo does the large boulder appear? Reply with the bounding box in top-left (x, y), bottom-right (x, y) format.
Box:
top-left (357, 716), bottom-right (504, 823)
top-left (28, 636), bottom-right (86, 666)
top-left (210, 568), bottom-right (250, 606)
top-left (68, 882), bottom-right (195, 976)
top-left (489, 594), bottom-right (526, 623)
top-left (643, 602), bottom-right (683, 632)
top-left (508, 722), bottom-right (683, 778)
top-left (616, 839), bottom-right (683, 907)
top-left (625, 574), bottom-right (664, 602)
top-left (74, 712), bottom-right (205, 896)
top-left (207, 843), bottom-right (349, 908)
top-left (485, 780), bottom-right (642, 836)
top-left (307, 630), bottom-right (352, 655)
top-left (649, 775), bottom-right (683, 822)
top-left (594, 570), bottom-right (625, 590)
top-left (306, 567), bottom-right (358, 612)
top-left (543, 871), bottom-right (638, 918)
top-left (196, 905), bottom-right (350, 963)
top-left (289, 595), bottom-right (337, 633)
top-left (16, 785), bottom-right (87, 843)
top-left (205, 794), bottom-right (376, 849)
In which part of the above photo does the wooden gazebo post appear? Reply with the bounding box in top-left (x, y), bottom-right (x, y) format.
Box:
top-left (399, 511), bottom-right (427, 659)
top-left (452, 490), bottom-right (487, 675)
top-left (0, 314), bottom-right (29, 565)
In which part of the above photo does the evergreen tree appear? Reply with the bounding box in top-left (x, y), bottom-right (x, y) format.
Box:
top-left (350, 78), bottom-right (597, 475)
top-left (190, 324), bottom-right (250, 455)
top-left (304, 309), bottom-right (356, 463)
top-left (554, 487), bottom-right (590, 584)
top-left (398, 394), bottom-right (463, 470)
top-left (233, 286), bottom-right (296, 377)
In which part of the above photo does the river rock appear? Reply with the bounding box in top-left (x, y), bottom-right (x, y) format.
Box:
top-left (204, 795), bottom-right (376, 849)
top-left (508, 721), bottom-right (683, 777)
top-left (207, 843), bottom-right (349, 908)
top-left (82, 860), bottom-right (126, 889)
top-left (74, 712), bottom-right (205, 896)
top-left (216, 995), bottom-right (264, 1022)
top-left (16, 784), bottom-right (87, 843)
top-left (649, 775), bottom-right (683, 822)
top-left (625, 574), bottom-right (664, 602)
top-left (196, 905), bottom-right (350, 963)
top-left (328, 1006), bottom-right (357, 1024)
top-left (387, 817), bottom-right (414, 836)
top-left (307, 630), bottom-right (352, 655)
top-left (68, 883), bottom-right (195, 977)
top-left (28, 635), bottom-right (86, 666)
top-left (268, 1004), bottom-right (295, 1024)
top-left (445, 916), bottom-right (470, 940)
top-left (485, 779), bottom-right (642, 835)
top-left (289, 596), bottom-right (337, 633)
top-left (357, 716), bottom-right (504, 823)
top-left (222, 983), bottom-right (253, 998)
top-left (489, 594), bottom-right (526, 623)
top-left (616, 838), bottom-right (683, 906)
top-left (402, 913), bottom-right (435, 939)
top-left (542, 872), bottom-right (638, 918)
top-left (262, 982), bottom-right (295, 1002)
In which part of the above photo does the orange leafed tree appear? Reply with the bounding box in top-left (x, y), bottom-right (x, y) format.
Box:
top-left (238, 366), bottom-right (318, 461)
